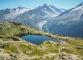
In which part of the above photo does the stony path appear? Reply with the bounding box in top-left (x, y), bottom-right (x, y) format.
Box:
top-left (12, 41), bottom-right (83, 60)
top-left (15, 42), bottom-right (57, 60)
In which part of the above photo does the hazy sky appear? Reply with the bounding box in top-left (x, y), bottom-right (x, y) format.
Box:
top-left (0, 0), bottom-right (83, 10)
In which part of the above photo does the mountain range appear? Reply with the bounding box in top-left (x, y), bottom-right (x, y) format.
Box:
top-left (43, 2), bottom-right (83, 38)
top-left (0, 3), bottom-right (66, 29)
top-left (0, 3), bottom-right (83, 38)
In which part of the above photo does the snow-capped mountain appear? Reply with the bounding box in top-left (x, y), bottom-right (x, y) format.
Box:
top-left (0, 6), bottom-right (32, 22)
top-left (0, 3), bottom-right (65, 30)
top-left (1, 2), bottom-right (83, 38)
top-left (37, 3), bottom-right (63, 17)
top-left (60, 8), bottom-right (67, 12)
top-left (58, 2), bottom-right (83, 20)
top-left (5, 6), bottom-right (30, 19)
top-left (44, 2), bottom-right (83, 38)
top-left (0, 3), bottom-right (66, 30)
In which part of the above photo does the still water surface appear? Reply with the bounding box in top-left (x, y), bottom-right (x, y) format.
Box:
top-left (22, 35), bottom-right (60, 45)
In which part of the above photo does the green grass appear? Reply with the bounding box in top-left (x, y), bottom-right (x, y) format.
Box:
top-left (0, 22), bottom-right (38, 36)
top-left (20, 43), bottom-right (47, 56)
top-left (4, 45), bottom-right (18, 54)
top-left (20, 44), bottom-right (33, 55)
top-left (0, 22), bottom-right (83, 59)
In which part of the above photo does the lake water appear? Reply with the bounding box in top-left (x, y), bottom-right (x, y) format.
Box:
top-left (22, 35), bottom-right (60, 45)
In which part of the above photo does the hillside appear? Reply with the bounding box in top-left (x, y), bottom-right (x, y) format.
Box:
top-left (43, 2), bottom-right (83, 38)
top-left (0, 22), bottom-right (83, 60)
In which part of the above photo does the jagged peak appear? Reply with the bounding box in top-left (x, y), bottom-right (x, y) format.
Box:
top-left (76, 2), bottom-right (83, 7)
top-left (49, 5), bottom-right (56, 9)
top-left (17, 6), bottom-right (24, 9)
top-left (43, 3), bottom-right (48, 7)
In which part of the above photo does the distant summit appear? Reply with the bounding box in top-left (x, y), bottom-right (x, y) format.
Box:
top-left (76, 2), bottom-right (83, 7)
top-left (17, 6), bottom-right (24, 9)
top-left (43, 3), bottom-right (48, 7)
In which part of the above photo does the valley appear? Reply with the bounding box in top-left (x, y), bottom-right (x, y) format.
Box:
top-left (0, 3), bottom-right (83, 38)
top-left (0, 1), bottom-right (83, 60)
top-left (0, 3), bottom-right (66, 31)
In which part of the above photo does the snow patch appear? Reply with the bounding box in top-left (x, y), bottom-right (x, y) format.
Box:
top-left (41, 9), bottom-right (59, 17)
top-left (49, 6), bottom-right (59, 14)
top-left (5, 8), bottom-right (32, 20)
top-left (58, 21), bottom-right (67, 25)
top-left (70, 5), bottom-right (83, 13)
top-left (44, 8), bottom-right (46, 10)
top-left (37, 20), bottom-right (47, 31)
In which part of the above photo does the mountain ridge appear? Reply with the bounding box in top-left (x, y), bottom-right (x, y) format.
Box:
top-left (44, 2), bottom-right (83, 38)
top-left (0, 3), bottom-right (66, 30)
top-left (1, 3), bottom-right (83, 38)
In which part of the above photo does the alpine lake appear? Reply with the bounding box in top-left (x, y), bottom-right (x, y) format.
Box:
top-left (22, 35), bottom-right (60, 45)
